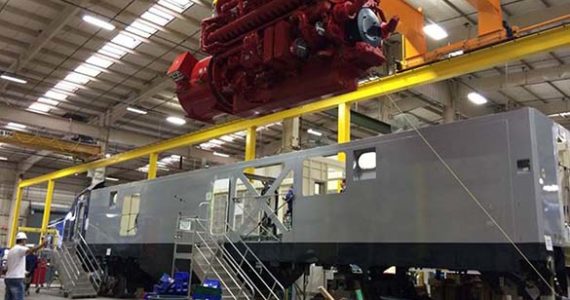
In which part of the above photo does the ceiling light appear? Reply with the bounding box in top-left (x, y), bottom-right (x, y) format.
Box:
top-left (6, 122), bottom-right (26, 130)
top-left (38, 97), bottom-right (59, 106)
top-left (127, 107), bottom-right (148, 115)
top-left (0, 74), bottom-right (27, 84)
top-left (28, 102), bottom-right (52, 113)
top-left (213, 152), bottom-right (230, 158)
top-left (0, 156), bottom-right (7, 161)
top-left (148, 7), bottom-right (175, 21)
top-left (105, 177), bottom-right (119, 182)
top-left (307, 128), bottom-right (323, 137)
top-left (82, 15), bottom-right (116, 31)
top-left (45, 90), bottom-right (68, 101)
top-left (105, 153), bottom-right (111, 158)
top-left (423, 24), bottom-right (448, 41)
top-left (166, 116), bottom-right (186, 125)
top-left (86, 55), bottom-right (113, 68)
top-left (467, 92), bottom-right (488, 105)
top-left (130, 20), bottom-right (158, 35)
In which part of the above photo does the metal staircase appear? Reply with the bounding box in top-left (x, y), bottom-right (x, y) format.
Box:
top-left (182, 217), bottom-right (285, 300)
top-left (50, 234), bottom-right (103, 298)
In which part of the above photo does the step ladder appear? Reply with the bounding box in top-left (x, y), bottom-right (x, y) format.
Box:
top-left (50, 234), bottom-right (103, 299)
top-left (182, 217), bottom-right (285, 300)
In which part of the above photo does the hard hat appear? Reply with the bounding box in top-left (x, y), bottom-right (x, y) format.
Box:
top-left (16, 232), bottom-right (28, 240)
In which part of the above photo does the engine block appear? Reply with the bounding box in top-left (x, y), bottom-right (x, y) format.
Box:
top-left (168, 0), bottom-right (398, 122)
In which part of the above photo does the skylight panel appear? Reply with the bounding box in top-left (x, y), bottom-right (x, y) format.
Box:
top-left (75, 64), bottom-right (102, 77)
top-left (99, 44), bottom-right (127, 59)
top-left (65, 72), bottom-right (91, 84)
top-left (148, 6), bottom-right (175, 21)
top-left (158, 0), bottom-right (193, 13)
top-left (86, 55), bottom-right (114, 68)
top-left (141, 11), bottom-right (170, 26)
top-left (112, 33), bottom-right (142, 49)
top-left (28, 102), bottom-right (52, 113)
top-left (38, 97), bottom-right (59, 106)
top-left (126, 25), bottom-right (153, 38)
top-left (131, 20), bottom-right (157, 34)
top-left (45, 90), bottom-right (68, 101)
top-left (54, 81), bottom-right (79, 92)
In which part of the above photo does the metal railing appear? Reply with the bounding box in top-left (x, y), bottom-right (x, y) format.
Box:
top-left (73, 233), bottom-right (103, 290)
top-left (189, 218), bottom-right (285, 300)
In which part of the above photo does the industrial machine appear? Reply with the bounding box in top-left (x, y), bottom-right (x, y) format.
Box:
top-left (57, 108), bottom-right (570, 299)
top-left (167, 0), bottom-right (398, 122)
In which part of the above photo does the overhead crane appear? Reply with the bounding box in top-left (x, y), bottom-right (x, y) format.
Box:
top-left (7, 0), bottom-right (570, 246)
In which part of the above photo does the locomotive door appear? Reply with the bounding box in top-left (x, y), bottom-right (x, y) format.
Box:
top-left (210, 178), bottom-right (231, 235)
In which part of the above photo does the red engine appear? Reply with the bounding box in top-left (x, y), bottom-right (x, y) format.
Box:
top-left (168, 0), bottom-right (398, 122)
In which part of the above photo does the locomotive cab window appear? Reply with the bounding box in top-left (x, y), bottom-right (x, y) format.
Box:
top-left (353, 148), bottom-right (377, 181)
top-left (303, 152), bottom-right (346, 196)
top-left (119, 193), bottom-right (140, 237)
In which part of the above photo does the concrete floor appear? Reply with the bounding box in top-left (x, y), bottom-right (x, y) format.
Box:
top-left (0, 280), bottom-right (125, 300)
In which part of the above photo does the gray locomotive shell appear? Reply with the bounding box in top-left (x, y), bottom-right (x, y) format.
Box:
top-left (85, 108), bottom-right (568, 274)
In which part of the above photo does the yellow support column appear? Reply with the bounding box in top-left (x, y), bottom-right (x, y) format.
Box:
top-left (148, 152), bottom-right (159, 180)
top-left (245, 127), bottom-right (257, 174)
top-left (337, 103), bottom-right (351, 161)
top-left (40, 180), bottom-right (55, 239)
top-left (8, 183), bottom-right (23, 247)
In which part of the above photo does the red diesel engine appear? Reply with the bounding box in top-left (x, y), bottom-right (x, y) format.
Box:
top-left (168, 0), bottom-right (398, 122)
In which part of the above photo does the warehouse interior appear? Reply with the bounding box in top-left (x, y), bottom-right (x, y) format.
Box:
top-left (0, 0), bottom-right (569, 299)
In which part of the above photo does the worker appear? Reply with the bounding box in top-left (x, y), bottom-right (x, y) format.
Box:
top-left (4, 232), bottom-right (47, 300)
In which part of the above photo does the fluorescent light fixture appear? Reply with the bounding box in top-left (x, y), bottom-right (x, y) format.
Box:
top-left (105, 177), bottom-right (119, 182)
top-left (112, 33), bottom-right (142, 49)
top-left (105, 153), bottom-right (111, 158)
top-left (423, 24), bottom-right (448, 41)
top-left (65, 72), bottom-right (91, 84)
top-left (307, 128), bottom-right (323, 137)
top-left (38, 97), bottom-right (59, 106)
top-left (0, 156), bottom-right (7, 161)
top-left (45, 90), bottom-right (68, 101)
top-left (28, 102), bottom-right (52, 113)
top-left (86, 55), bottom-right (113, 68)
top-left (126, 107), bottom-right (148, 115)
top-left (543, 184), bottom-right (559, 192)
top-left (213, 152), bottom-right (230, 158)
top-left (448, 50), bottom-right (464, 58)
top-left (166, 116), bottom-right (186, 125)
top-left (82, 15), bottom-right (116, 31)
top-left (467, 92), bottom-right (488, 105)
top-left (0, 74), bottom-right (27, 84)
top-left (6, 122), bottom-right (26, 129)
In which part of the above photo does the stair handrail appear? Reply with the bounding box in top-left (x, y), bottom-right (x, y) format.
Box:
top-left (223, 222), bottom-right (285, 300)
top-left (51, 248), bottom-right (77, 290)
top-left (192, 226), bottom-right (250, 299)
top-left (74, 233), bottom-right (103, 289)
top-left (193, 219), bottom-right (260, 298)
top-left (194, 218), bottom-right (284, 300)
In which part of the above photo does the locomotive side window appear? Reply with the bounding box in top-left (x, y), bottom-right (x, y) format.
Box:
top-left (119, 193), bottom-right (140, 237)
top-left (109, 191), bottom-right (118, 208)
top-left (353, 148), bottom-right (377, 181)
top-left (303, 153), bottom-right (346, 196)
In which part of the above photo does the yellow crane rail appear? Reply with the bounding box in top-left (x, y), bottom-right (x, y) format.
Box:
top-left (8, 24), bottom-right (570, 246)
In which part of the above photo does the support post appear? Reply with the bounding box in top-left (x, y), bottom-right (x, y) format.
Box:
top-left (245, 127), bottom-right (257, 174)
top-left (337, 103), bottom-right (351, 161)
top-left (8, 182), bottom-right (23, 247)
top-left (465, 0), bottom-right (503, 36)
top-left (148, 152), bottom-right (159, 180)
top-left (40, 180), bottom-right (55, 239)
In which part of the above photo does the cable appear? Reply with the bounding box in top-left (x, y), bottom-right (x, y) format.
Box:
top-left (386, 94), bottom-right (559, 296)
